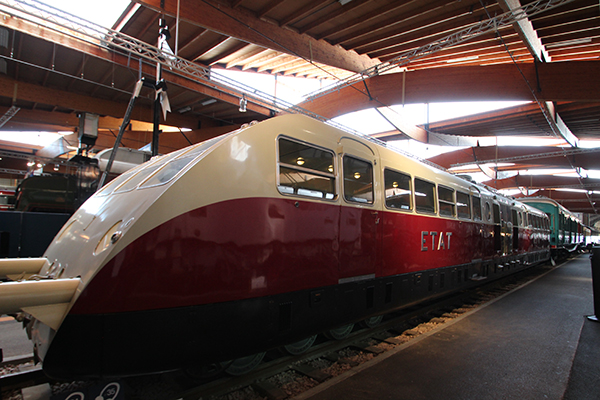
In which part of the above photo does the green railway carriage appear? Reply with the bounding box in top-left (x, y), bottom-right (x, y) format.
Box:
top-left (520, 197), bottom-right (588, 257)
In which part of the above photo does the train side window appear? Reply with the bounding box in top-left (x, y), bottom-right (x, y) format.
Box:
top-left (492, 203), bottom-right (501, 224)
top-left (384, 169), bottom-right (411, 210)
top-left (414, 178), bottom-right (435, 213)
top-left (438, 186), bottom-right (455, 217)
top-left (484, 201), bottom-right (492, 222)
top-left (456, 191), bottom-right (471, 219)
top-left (472, 196), bottom-right (482, 220)
top-left (278, 138), bottom-right (336, 200)
top-left (343, 156), bottom-right (373, 204)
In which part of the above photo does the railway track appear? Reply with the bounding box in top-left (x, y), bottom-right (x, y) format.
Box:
top-left (1, 258), bottom-right (566, 400)
top-left (168, 260), bottom-right (559, 400)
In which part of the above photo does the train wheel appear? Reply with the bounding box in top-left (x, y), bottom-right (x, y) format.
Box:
top-left (222, 352), bottom-right (266, 376)
top-left (184, 363), bottom-right (225, 380)
top-left (325, 323), bottom-right (354, 340)
top-left (283, 335), bottom-right (317, 355)
top-left (361, 315), bottom-right (383, 328)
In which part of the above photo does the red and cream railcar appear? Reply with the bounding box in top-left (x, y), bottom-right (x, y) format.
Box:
top-left (0, 115), bottom-right (550, 379)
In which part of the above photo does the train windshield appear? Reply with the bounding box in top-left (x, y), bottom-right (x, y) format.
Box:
top-left (95, 132), bottom-right (233, 195)
top-left (139, 135), bottom-right (226, 189)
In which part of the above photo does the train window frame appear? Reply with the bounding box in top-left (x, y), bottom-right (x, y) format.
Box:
top-left (342, 155), bottom-right (374, 205)
top-left (472, 195), bottom-right (482, 221)
top-left (414, 178), bottom-right (436, 214)
top-left (438, 185), bottom-right (456, 217)
top-left (277, 136), bottom-right (337, 201)
top-left (456, 191), bottom-right (471, 220)
top-left (384, 168), bottom-right (412, 211)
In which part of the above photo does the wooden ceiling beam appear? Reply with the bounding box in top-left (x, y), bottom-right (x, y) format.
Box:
top-left (1, 112), bottom-right (193, 142)
top-left (297, 61), bottom-right (600, 119)
top-left (498, 0), bottom-right (580, 147)
top-left (256, 0), bottom-right (285, 18)
top-left (277, 0), bottom-right (330, 28)
top-left (0, 74), bottom-right (201, 129)
top-left (204, 41), bottom-right (249, 66)
top-left (483, 174), bottom-right (600, 191)
top-left (299, 0), bottom-right (371, 35)
top-left (133, 0), bottom-right (378, 73)
top-left (532, 1), bottom-right (598, 28)
top-left (190, 36), bottom-right (230, 62)
top-left (376, 32), bottom-right (523, 63)
top-left (0, 12), bottom-right (273, 117)
top-left (497, 0), bottom-right (550, 62)
top-left (225, 46), bottom-right (267, 69)
top-left (177, 27), bottom-right (209, 55)
top-left (256, 55), bottom-right (297, 72)
top-left (357, 14), bottom-right (513, 57)
top-left (336, 0), bottom-right (498, 50)
top-left (241, 50), bottom-right (281, 70)
top-left (317, 0), bottom-right (420, 41)
top-left (537, 16), bottom-right (600, 37)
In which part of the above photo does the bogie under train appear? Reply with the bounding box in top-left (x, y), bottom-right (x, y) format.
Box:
top-left (1, 115), bottom-right (551, 378)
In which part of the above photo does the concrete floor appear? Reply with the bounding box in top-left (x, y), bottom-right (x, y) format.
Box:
top-left (296, 255), bottom-right (598, 400)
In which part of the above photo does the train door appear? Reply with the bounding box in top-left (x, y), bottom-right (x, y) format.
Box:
top-left (492, 202), bottom-right (502, 253)
top-left (500, 203), bottom-right (513, 256)
top-left (512, 208), bottom-right (520, 253)
top-left (338, 137), bottom-right (381, 281)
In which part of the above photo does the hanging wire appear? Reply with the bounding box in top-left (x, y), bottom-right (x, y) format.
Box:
top-left (477, 0), bottom-right (597, 214)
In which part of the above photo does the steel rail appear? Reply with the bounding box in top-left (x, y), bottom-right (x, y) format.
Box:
top-left (174, 261), bottom-right (557, 400)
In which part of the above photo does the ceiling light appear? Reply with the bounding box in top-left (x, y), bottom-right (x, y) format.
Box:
top-left (446, 56), bottom-right (479, 64)
top-left (26, 161), bottom-right (35, 167)
top-left (339, 0), bottom-right (352, 5)
top-left (177, 106), bottom-right (192, 113)
top-left (239, 96), bottom-right (247, 113)
top-left (354, 172), bottom-right (361, 179)
top-left (446, 55), bottom-right (479, 63)
top-left (201, 99), bottom-right (217, 106)
top-left (296, 157), bottom-right (305, 166)
top-left (546, 38), bottom-right (592, 48)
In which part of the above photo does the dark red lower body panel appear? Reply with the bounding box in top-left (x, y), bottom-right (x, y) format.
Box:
top-left (44, 250), bottom-right (549, 379)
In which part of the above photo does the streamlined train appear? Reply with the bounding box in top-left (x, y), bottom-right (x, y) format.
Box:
top-left (0, 114), bottom-right (552, 379)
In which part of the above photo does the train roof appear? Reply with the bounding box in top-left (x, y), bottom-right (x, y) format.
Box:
top-left (519, 196), bottom-right (581, 219)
